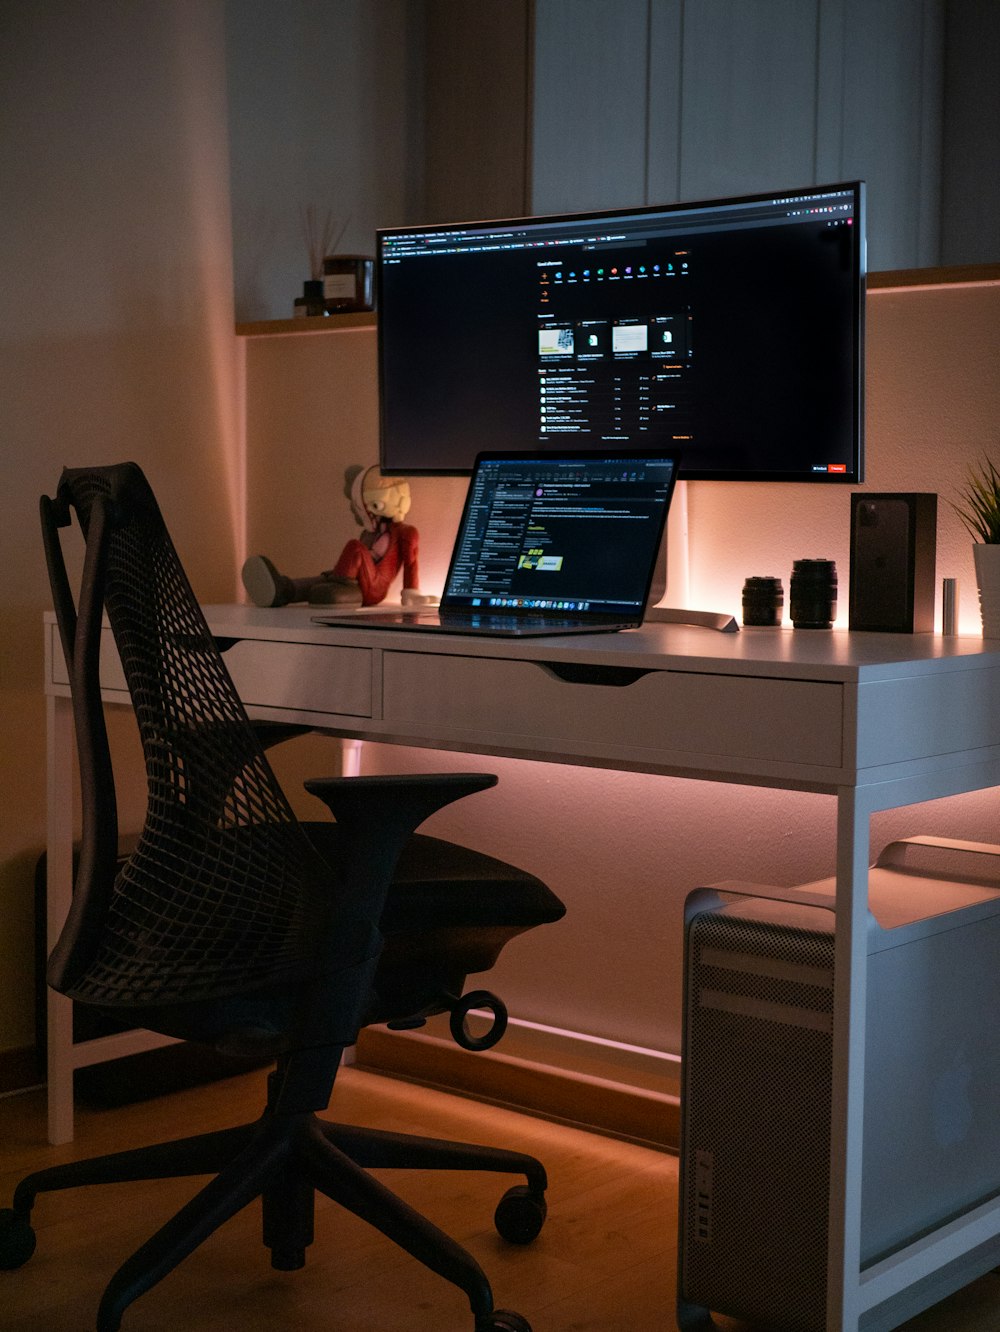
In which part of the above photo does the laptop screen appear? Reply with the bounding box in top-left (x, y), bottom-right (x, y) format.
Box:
top-left (441, 451), bottom-right (679, 618)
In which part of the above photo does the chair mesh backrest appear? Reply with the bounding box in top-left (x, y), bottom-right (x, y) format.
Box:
top-left (51, 464), bottom-right (330, 1008)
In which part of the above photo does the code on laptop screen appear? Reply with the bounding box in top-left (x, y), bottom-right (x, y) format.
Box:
top-left (443, 453), bottom-right (677, 616)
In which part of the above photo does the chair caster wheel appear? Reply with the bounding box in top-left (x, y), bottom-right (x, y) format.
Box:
top-left (0, 1208), bottom-right (36, 1269)
top-left (494, 1184), bottom-right (547, 1245)
top-left (476, 1311), bottom-right (532, 1332)
top-left (450, 989), bottom-right (508, 1051)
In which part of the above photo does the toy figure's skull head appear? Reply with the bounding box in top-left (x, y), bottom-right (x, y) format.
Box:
top-left (346, 465), bottom-right (411, 530)
top-left (364, 476), bottom-right (411, 524)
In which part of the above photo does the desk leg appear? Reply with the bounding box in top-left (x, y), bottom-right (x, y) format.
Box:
top-left (339, 738), bottom-right (363, 1070)
top-left (46, 693), bottom-right (76, 1145)
top-left (341, 737), bottom-right (363, 777)
top-left (826, 787), bottom-right (873, 1332)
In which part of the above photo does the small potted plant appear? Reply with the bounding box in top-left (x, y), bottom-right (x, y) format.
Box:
top-left (954, 455), bottom-right (1000, 637)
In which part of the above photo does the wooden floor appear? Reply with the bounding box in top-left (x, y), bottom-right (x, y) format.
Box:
top-left (2, 1066), bottom-right (1000, 1331)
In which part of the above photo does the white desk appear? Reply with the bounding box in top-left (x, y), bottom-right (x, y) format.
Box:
top-left (44, 605), bottom-right (1000, 1331)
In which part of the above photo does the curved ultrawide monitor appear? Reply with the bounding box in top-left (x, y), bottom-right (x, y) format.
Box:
top-left (377, 181), bottom-right (865, 481)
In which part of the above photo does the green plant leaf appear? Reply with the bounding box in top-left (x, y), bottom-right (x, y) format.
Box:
top-left (952, 456), bottom-right (1000, 543)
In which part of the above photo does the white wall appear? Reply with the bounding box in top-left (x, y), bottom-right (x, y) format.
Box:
top-left (687, 284), bottom-right (1000, 628)
top-left (225, 0), bottom-right (420, 322)
top-left (0, 0), bottom-right (423, 1068)
top-left (224, 1), bottom-right (1000, 318)
top-left (2, 0), bottom-right (997, 1076)
top-left (245, 277), bottom-right (1000, 1060)
top-left (0, 0), bottom-right (240, 1054)
top-left (376, 281), bottom-right (1000, 1058)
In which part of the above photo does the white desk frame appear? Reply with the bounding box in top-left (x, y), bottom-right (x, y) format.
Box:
top-left (44, 606), bottom-right (1000, 1332)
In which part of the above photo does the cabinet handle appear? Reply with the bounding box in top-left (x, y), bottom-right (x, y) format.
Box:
top-left (539, 662), bottom-right (654, 687)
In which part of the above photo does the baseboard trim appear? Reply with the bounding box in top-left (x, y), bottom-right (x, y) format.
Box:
top-left (356, 1025), bottom-right (680, 1152)
top-left (0, 1045), bottom-right (41, 1097)
top-left (0, 1026), bottom-right (681, 1149)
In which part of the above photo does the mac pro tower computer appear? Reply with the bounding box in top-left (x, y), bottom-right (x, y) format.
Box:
top-left (678, 846), bottom-right (1000, 1332)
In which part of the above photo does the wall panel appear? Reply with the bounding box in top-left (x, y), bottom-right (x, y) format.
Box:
top-left (941, 0), bottom-right (1000, 264)
top-left (837, 0), bottom-right (943, 269)
top-left (645, 0), bottom-right (683, 203)
top-left (531, 0), bottom-right (651, 214)
top-left (423, 0), bottom-right (531, 223)
top-left (676, 0), bottom-right (821, 202)
top-left (529, 0), bottom-right (951, 270)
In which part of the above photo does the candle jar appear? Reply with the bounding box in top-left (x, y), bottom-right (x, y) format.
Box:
top-left (322, 255), bottom-right (374, 312)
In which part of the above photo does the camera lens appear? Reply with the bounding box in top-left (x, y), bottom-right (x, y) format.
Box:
top-left (742, 576), bottom-right (784, 627)
top-left (790, 559), bottom-right (837, 629)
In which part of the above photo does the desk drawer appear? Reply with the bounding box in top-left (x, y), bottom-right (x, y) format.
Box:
top-left (49, 628), bottom-right (373, 721)
top-left (383, 652), bottom-right (843, 770)
top-left (221, 639), bottom-right (373, 718)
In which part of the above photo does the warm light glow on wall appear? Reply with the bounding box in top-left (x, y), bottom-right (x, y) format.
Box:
top-left (682, 285), bottom-right (1000, 637)
top-left (171, 3), bottom-right (244, 588)
top-left (244, 276), bottom-right (999, 1065)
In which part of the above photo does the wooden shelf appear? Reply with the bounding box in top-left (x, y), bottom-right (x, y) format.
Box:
top-left (867, 262), bottom-right (1000, 291)
top-left (236, 311), bottom-right (376, 337)
top-left (234, 265), bottom-right (999, 338)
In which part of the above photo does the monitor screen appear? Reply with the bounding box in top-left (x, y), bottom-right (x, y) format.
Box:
top-left (377, 182), bottom-right (865, 481)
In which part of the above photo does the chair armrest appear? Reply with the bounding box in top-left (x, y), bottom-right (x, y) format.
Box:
top-left (304, 772), bottom-right (497, 829)
top-left (304, 773), bottom-right (499, 921)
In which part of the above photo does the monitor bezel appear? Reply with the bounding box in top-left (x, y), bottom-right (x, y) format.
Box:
top-left (376, 181), bottom-right (865, 483)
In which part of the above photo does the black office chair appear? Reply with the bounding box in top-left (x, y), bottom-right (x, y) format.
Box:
top-left (0, 463), bottom-right (565, 1331)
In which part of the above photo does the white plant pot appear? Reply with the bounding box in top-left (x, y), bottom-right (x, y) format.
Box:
top-left (973, 544), bottom-right (1000, 638)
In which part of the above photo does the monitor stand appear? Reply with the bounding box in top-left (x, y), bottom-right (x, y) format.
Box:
top-left (645, 604), bottom-right (739, 633)
top-left (645, 486), bottom-right (740, 632)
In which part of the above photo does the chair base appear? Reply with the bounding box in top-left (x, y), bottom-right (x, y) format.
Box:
top-left (6, 1086), bottom-right (547, 1331)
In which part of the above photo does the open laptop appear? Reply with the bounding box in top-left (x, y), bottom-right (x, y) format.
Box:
top-left (312, 449), bottom-right (679, 638)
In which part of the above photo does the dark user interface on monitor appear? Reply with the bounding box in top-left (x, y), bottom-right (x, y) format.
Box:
top-left (378, 183), bottom-right (864, 480)
top-left (444, 455), bottom-right (675, 615)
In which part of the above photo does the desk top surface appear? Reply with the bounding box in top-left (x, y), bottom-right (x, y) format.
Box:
top-left (202, 604), bottom-right (1000, 685)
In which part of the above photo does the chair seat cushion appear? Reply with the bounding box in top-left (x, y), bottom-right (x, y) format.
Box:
top-left (301, 825), bottom-right (565, 933)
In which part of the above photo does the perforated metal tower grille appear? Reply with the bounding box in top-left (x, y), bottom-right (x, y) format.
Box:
top-left (57, 465), bottom-right (330, 1008)
top-left (681, 906), bottom-right (836, 1332)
